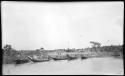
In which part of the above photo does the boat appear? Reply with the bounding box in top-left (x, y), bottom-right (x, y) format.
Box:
top-left (27, 56), bottom-right (50, 63)
top-left (81, 56), bottom-right (88, 60)
top-left (50, 55), bottom-right (68, 61)
top-left (52, 57), bottom-right (67, 61)
top-left (14, 59), bottom-right (29, 64)
top-left (66, 54), bottom-right (78, 61)
top-left (30, 59), bottom-right (49, 62)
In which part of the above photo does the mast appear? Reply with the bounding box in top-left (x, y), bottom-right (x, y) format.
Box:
top-left (68, 40), bottom-right (70, 49)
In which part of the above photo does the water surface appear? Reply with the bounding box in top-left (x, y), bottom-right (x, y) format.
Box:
top-left (2, 57), bottom-right (123, 75)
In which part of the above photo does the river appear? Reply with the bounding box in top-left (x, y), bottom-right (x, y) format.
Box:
top-left (2, 57), bottom-right (124, 75)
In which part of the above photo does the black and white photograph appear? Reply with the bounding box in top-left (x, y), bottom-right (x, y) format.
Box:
top-left (1, 1), bottom-right (124, 75)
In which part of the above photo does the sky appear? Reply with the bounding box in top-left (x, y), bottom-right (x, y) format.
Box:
top-left (1, 1), bottom-right (124, 50)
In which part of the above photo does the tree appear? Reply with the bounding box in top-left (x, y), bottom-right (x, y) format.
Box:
top-left (3, 44), bottom-right (12, 51)
top-left (3, 44), bottom-right (17, 57)
top-left (2, 44), bottom-right (18, 64)
top-left (3, 44), bottom-right (12, 56)
top-left (40, 47), bottom-right (44, 50)
top-left (90, 41), bottom-right (101, 48)
top-left (89, 41), bottom-right (101, 53)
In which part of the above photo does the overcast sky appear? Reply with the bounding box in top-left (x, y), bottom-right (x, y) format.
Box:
top-left (2, 1), bottom-right (124, 50)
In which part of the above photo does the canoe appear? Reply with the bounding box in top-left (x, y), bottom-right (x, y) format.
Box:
top-left (81, 56), bottom-right (88, 60)
top-left (52, 57), bottom-right (67, 61)
top-left (14, 59), bottom-right (29, 64)
top-left (66, 55), bottom-right (78, 61)
top-left (27, 56), bottom-right (50, 62)
top-left (30, 59), bottom-right (50, 62)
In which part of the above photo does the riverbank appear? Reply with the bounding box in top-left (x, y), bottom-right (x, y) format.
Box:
top-left (3, 45), bottom-right (123, 64)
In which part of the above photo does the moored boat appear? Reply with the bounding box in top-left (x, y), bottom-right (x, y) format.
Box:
top-left (81, 56), bottom-right (88, 60)
top-left (14, 59), bottom-right (29, 64)
top-left (52, 57), bottom-right (67, 61)
top-left (27, 56), bottom-right (50, 63)
top-left (66, 54), bottom-right (78, 61)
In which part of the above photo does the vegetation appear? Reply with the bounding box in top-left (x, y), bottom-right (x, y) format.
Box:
top-left (2, 44), bottom-right (19, 64)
